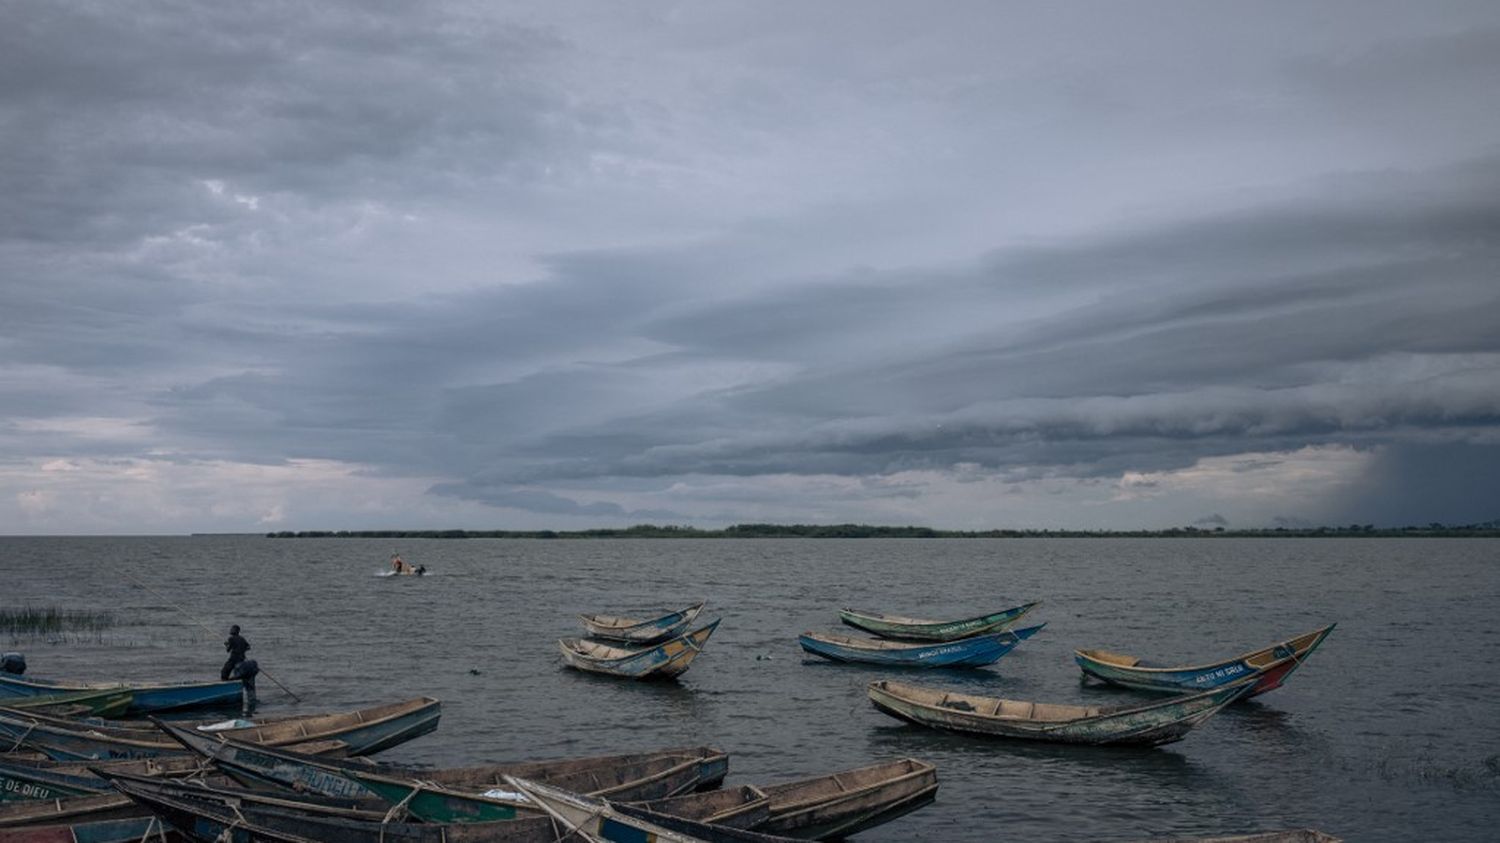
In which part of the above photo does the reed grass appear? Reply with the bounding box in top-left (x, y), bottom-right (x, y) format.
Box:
top-left (0, 606), bottom-right (116, 635)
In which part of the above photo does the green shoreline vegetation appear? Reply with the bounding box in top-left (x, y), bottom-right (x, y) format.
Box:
top-left (0, 606), bottom-right (115, 635)
top-left (268, 521), bottom-right (1500, 539)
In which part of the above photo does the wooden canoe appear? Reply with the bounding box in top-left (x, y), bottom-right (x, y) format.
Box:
top-left (1075, 624), bottom-right (1336, 698)
top-left (633, 785), bottom-right (772, 830)
top-left (0, 753), bottom-right (235, 804)
top-left (106, 771), bottom-right (794, 843)
top-left (0, 815), bottom-right (183, 843)
top-left (1, 691), bottom-right (134, 719)
top-left (1131, 832), bottom-right (1342, 842)
top-left (559, 620), bottom-right (721, 679)
top-left (508, 775), bottom-right (802, 843)
top-left (0, 675), bottom-right (240, 714)
top-left (799, 623), bottom-right (1044, 668)
top-left (868, 678), bottom-right (1254, 746)
top-left (755, 757), bottom-right (936, 839)
top-left (160, 720), bottom-right (729, 819)
top-left (838, 601), bottom-right (1039, 641)
top-left (0, 697), bottom-right (438, 761)
top-left (581, 601), bottom-right (706, 645)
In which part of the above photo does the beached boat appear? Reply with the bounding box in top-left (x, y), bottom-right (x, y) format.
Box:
top-left (106, 771), bottom-right (793, 843)
top-left (1131, 832), bottom-right (1342, 842)
top-left (1, 690), bottom-right (134, 719)
top-left (838, 601), bottom-right (1039, 641)
top-left (508, 775), bottom-right (802, 843)
top-left (754, 758), bottom-right (937, 839)
top-left (633, 786), bottom-right (772, 830)
top-left (0, 753), bottom-right (239, 804)
top-left (0, 815), bottom-right (182, 843)
top-left (0, 697), bottom-right (438, 761)
top-left (799, 623), bottom-right (1044, 668)
top-left (867, 678), bottom-right (1254, 746)
top-left (640, 758), bottom-right (939, 840)
top-left (580, 601), bottom-right (706, 645)
top-left (161, 720), bottom-right (727, 811)
top-left (559, 620), bottom-right (720, 679)
top-left (0, 674), bottom-right (240, 714)
top-left (1075, 624), bottom-right (1336, 698)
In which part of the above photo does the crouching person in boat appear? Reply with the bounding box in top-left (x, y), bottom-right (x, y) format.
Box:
top-left (0, 652), bottom-right (24, 675)
top-left (232, 658), bottom-right (259, 715)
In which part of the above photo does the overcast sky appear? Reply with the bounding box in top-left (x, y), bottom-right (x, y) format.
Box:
top-left (3, 1), bottom-right (1498, 534)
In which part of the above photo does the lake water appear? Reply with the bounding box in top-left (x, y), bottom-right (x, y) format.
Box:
top-left (4, 536), bottom-right (1498, 840)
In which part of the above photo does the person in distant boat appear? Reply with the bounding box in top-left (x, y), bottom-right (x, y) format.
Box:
top-left (391, 553), bottom-right (406, 574)
top-left (221, 624), bottom-right (250, 681)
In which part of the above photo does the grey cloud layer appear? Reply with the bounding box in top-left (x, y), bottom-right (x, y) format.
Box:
top-left (3, 2), bottom-right (1499, 528)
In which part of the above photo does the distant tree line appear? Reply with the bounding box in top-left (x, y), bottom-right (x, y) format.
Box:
top-left (266, 521), bottom-right (1500, 539)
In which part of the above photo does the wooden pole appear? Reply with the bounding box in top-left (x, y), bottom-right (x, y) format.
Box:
top-left (119, 571), bottom-right (301, 703)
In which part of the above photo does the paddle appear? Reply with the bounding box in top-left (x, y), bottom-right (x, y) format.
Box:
top-left (119, 570), bottom-right (302, 703)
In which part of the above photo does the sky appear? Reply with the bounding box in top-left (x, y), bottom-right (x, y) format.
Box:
top-left (2, 1), bottom-right (1499, 534)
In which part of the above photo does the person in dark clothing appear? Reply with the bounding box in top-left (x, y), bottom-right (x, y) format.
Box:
top-left (221, 625), bottom-right (250, 681)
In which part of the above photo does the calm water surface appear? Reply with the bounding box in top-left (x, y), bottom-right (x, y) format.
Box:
top-left (5, 537), bottom-right (1498, 841)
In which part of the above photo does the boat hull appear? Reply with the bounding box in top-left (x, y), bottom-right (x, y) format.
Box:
top-left (798, 623), bottom-right (1043, 668)
top-left (0, 675), bottom-right (240, 714)
top-left (1075, 625), bottom-right (1336, 698)
top-left (868, 679), bottom-right (1253, 746)
top-left (559, 620), bottom-right (720, 679)
top-left (838, 601), bottom-right (1039, 641)
top-left (580, 602), bottom-right (706, 645)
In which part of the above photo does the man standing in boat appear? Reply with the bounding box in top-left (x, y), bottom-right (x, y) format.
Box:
top-left (221, 624), bottom-right (250, 681)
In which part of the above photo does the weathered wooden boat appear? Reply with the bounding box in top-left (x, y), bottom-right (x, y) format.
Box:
top-left (867, 678), bottom-right (1254, 746)
top-left (1075, 624), bottom-right (1336, 698)
top-left (1, 691), bottom-right (134, 719)
top-left (338, 750), bottom-right (716, 824)
top-left (0, 743), bottom-right (345, 827)
top-left (106, 771), bottom-right (790, 843)
top-left (508, 775), bottom-right (803, 843)
top-left (754, 758), bottom-right (936, 839)
top-left (636, 758), bottom-right (937, 840)
top-left (0, 697), bottom-right (437, 761)
top-left (160, 717), bottom-right (726, 809)
top-left (559, 620), bottom-right (721, 679)
top-left (0, 815), bottom-right (182, 843)
top-left (633, 786), bottom-right (771, 830)
top-left (838, 601), bottom-right (1039, 641)
top-left (0, 754), bottom-right (223, 804)
top-left (0, 675), bottom-right (240, 714)
top-left (1131, 832), bottom-right (1342, 842)
top-left (580, 601), bottom-right (706, 645)
top-left (799, 623), bottom-right (1044, 668)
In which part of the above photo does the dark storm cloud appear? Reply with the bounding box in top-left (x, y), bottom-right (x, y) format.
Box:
top-left (4, 1), bottom-right (1500, 529)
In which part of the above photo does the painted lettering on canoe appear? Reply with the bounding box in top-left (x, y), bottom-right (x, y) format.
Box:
top-left (1189, 662), bottom-right (1248, 686)
top-left (915, 645), bottom-right (968, 659)
top-left (1, 777), bottom-right (71, 799)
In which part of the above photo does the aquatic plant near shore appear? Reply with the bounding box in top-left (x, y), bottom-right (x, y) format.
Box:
top-left (0, 606), bottom-right (115, 635)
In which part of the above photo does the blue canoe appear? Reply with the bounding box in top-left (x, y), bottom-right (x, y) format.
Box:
top-left (0, 672), bottom-right (241, 713)
top-left (799, 623), bottom-right (1046, 668)
top-left (0, 696), bottom-right (439, 761)
top-left (1075, 624), bottom-right (1336, 699)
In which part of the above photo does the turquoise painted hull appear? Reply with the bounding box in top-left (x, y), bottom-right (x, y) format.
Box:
top-left (1075, 624), bottom-right (1336, 698)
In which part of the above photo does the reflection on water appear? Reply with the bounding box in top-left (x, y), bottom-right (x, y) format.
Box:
top-left (5, 535), bottom-right (1499, 841)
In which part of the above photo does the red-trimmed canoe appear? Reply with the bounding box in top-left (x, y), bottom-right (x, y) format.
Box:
top-left (1074, 624), bottom-right (1335, 698)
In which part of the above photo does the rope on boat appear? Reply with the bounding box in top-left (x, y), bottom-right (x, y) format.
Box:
top-left (378, 785), bottom-right (423, 842)
top-left (6, 721), bottom-right (36, 753)
top-left (137, 815), bottom-right (169, 843)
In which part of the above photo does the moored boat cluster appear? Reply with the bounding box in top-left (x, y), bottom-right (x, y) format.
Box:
top-left (0, 598), bottom-right (1338, 842)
